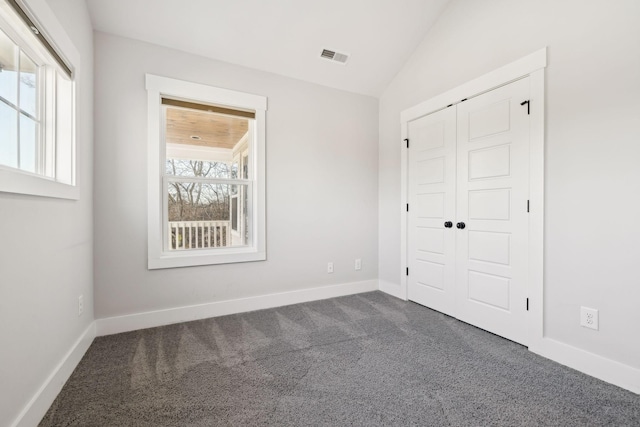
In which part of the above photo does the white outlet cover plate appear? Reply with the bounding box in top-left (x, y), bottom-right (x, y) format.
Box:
top-left (580, 306), bottom-right (599, 330)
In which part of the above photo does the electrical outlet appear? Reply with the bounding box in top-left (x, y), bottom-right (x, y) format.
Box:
top-left (78, 295), bottom-right (84, 316)
top-left (580, 306), bottom-right (598, 330)
top-left (327, 262), bottom-right (334, 273)
top-left (355, 258), bottom-right (362, 271)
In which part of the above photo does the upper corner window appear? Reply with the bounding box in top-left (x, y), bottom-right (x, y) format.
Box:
top-left (146, 75), bottom-right (266, 269)
top-left (0, 0), bottom-right (76, 198)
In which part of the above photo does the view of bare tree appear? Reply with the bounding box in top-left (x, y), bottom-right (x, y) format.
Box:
top-left (166, 159), bottom-right (238, 222)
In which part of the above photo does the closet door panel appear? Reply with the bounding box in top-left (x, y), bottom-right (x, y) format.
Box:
top-left (407, 107), bottom-right (456, 316)
top-left (455, 78), bottom-right (530, 345)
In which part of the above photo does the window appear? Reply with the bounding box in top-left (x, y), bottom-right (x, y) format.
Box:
top-left (146, 74), bottom-right (267, 269)
top-left (0, 0), bottom-right (78, 199)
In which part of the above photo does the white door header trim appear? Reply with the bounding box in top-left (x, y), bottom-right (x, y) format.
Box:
top-left (400, 47), bottom-right (546, 123)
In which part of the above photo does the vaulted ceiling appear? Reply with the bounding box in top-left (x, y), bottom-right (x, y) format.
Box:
top-left (85, 0), bottom-right (450, 97)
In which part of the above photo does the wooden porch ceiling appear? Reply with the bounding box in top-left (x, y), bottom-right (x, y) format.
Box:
top-left (165, 107), bottom-right (248, 149)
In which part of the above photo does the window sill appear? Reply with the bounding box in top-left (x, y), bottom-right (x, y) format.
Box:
top-left (0, 167), bottom-right (78, 200)
top-left (148, 249), bottom-right (266, 270)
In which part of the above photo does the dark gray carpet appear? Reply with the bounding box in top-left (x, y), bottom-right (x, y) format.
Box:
top-left (40, 291), bottom-right (639, 426)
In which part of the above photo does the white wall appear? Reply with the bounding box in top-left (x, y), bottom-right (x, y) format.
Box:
top-left (0, 0), bottom-right (93, 425)
top-left (93, 33), bottom-right (378, 319)
top-left (379, 0), bottom-right (640, 370)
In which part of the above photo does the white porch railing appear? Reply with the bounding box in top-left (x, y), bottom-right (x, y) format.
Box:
top-left (168, 220), bottom-right (230, 250)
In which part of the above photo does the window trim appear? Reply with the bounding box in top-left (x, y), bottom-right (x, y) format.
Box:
top-left (145, 74), bottom-right (267, 269)
top-left (5, 0), bottom-right (72, 77)
top-left (0, 0), bottom-right (80, 200)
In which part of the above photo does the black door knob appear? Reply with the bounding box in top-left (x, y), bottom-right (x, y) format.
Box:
top-left (456, 222), bottom-right (466, 229)
top-left (444, 221), bottom-right (453, 228)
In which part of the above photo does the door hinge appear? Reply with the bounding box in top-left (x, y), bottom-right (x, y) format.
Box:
top-left (526, 298), bottom-right (529, 311)
top-left (406, 267), bottom-right (409, 276)
top-left (461, 98), bottom-right (468, 102)
top-left (406, 203), bottom-right (409, 212)
top-left (520, 100), bottom-right (530, 115)
top-left (404, 138), bottom-right (409, 148)
top-left (527, 200), bottom-right (530, 213)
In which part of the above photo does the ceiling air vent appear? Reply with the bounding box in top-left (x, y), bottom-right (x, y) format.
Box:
top-left (320, 49), bottom-right (349, 65)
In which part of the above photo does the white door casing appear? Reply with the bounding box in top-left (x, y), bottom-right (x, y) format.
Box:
top-left (406, 77), bottom-right (531, 345)
top-left (399, 47), bottom-right (639, 396)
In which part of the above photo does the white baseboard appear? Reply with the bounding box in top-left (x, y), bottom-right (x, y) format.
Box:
top-left (379, 279), bottom-right (406, 300)
top-left (12, 322), bottom-right (96, 427)
top-left (382, 282), bottom-right (639, 395)
top-left (12, 281), bottom-right (378, 426)
top-left (531, 338), bottom-right (640, 395)
top-left (96, 279), bottom-right (379, 336)
top-left (13, 278), bottom-right (637, 427)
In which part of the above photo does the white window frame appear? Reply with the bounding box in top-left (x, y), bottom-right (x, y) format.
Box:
top-left (0, 0), bottom-right (79, 200)
top-left (146, 74), bottom-right (267, 269)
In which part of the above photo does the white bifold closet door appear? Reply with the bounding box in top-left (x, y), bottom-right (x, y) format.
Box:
top-left (407, 107), bottom-right (457, 317)
top-left (407, 78), bottom-right (530, 345)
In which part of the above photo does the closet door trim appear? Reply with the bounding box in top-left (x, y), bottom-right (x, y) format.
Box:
top-left (400, 47), bottom-right (546, 348)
